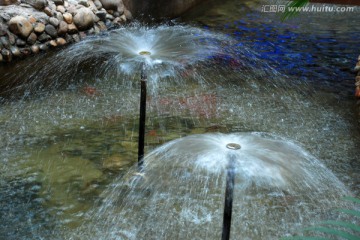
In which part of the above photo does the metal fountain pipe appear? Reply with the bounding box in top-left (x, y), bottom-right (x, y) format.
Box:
top-left (222, 143), bottom-right (240, 240)
top-left (138, 62), bottom-right (147, 170)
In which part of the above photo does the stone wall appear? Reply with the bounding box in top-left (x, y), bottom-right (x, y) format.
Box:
top-left (0, 0), bottom-right (132, 62)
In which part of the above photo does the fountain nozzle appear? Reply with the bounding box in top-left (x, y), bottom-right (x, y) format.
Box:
top-left (139, 51), bottom-right (151, 56)
top-left (226, 143), bottom-right (241, 150)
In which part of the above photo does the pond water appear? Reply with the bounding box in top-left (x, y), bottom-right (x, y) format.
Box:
top-left (0, 0), bottom-right (359, 239)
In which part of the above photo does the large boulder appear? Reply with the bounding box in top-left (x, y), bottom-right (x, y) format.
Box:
top-left (8, 16), bottom-right (33, 38)
top-left (73, 7), bottom-right (95, 31)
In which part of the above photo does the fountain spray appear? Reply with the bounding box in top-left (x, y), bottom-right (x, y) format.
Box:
top-left (222, 143), bottom-right (241, 240)
top-left (138, 62), bottom-right (147, 170)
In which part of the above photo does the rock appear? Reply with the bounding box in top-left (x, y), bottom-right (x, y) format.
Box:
top-left (30, 44), bottom-right (39, 53)
top-left (96, 21), bottom-right (106, 31)
top-left (113, 11), bottom-right (120, 17)
top-left (16, 38), bottom-right (26, 47)
top-left (113, 17), bottom-right (121, 25)
top-left (0, 24), bottom-right (7, 36)
top-left (119, 14), bottom-right (126, 22)
top-left (356, 87), bottom-right (360, 98)
top-left (44, 7), bottom-right (53, 16)
top-left (52, 0), bottom-right (63, 5)
top-left (45, 24), bottom-right (57, 38)
top-left (56, 5), bottom-right (65, 13)
top-left (64, 33), bottom-right (72, 43)
top-left (21, 0), bottom-right (46, 10)
top-left (78, 0), bottom-right (88, 7)
top-left (38, 32), bottom-right (51, 42)
top-left (0, 53), bottom-right (3, 62)
top-left (48, 39), bottom-right (57, 47)
top-left (100, 0), bottom-right (123, 13)
top-left (63, 13), bottom-right (73, 24)
top-left (20, 47), bottom-right (31, 56)
top-left (0, 36), bottom-right (10, 49)
top-left (34, 22), bottom-right (45, 33)
top-left (49, 17), bottom-right (59, 27)
top-left (355, 64), bottom-right (360, 72)
top-left (1, 48), bottom-right (12, 61)
top-left (56, 37), bottom-right (66, 45)
top-left (54, 11), bottom-right (64, 21)
top-left (79, 31), bottom-right (86, 40)
top-left (10, 45), bottom-right (21, 57)
top-left (0, 0), bottom-right (18, 6)
top-left (39, 43), bottom-right (48, 51)
top-left (8, 16), bottom-right (33, 38)
top-left (102, 155), bottom-right (131, 170)
top-left (28, 16), bottom-right (37, 23)
top-left (57, 21), bottom-right (67, 35)
top-left (124, 9), bottom-right (132, 20)
top-left (27, 32), bottom-right (37, 45)
top-left (71, 33), bottom-right (80, 42)
top-left (106, 13), bottom-right (114, 20)
top-left (95, 10), bottom-right (106, 22)
top-left (67, 23), bottom-right (77, 34)
top-left (7, 32), bottom-right (16, 44)
top-left (94, 0), bottom-right (102, 10)
top-left (73, 8), bottom-right (95, 31)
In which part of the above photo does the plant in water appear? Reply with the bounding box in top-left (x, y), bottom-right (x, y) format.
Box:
top-left (281, 0), bottom-right (310, 21)
top-left (281, 196), bottom-right (360, 240)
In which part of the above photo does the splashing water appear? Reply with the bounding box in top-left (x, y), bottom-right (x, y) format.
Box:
top-left (71, 132), bottom-right (351, 240)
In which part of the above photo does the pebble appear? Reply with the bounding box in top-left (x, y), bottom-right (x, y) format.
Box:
top-left (20, 47), bottom-right (31, 56)
top-left (39, 43), bottom-right (48, 51)
top-left (34, 23), bottom-right (45, 34)
top-left (0, 36), bottom-right (10, 49)
top-left (38, 32), bottom-right (51, 42)
top-left (63, 13), bottom-right (73, 24)
top-left (56, 5), bottom-right (66, 13)
top-left (95, 10), bottom-right (107, 22)
top-left (16, 38), bottom-right (26, 47)
top-left (56, 37), bottom-right (66, 45)
top-left (67, 23), bottom-right (78, 34)
top-left (10, 46), bottom-right (20, 57)
top-left (44, 7), bottom-right (54, 17)
top-left (31, 44), bottom-right (40, 54)
top-left (1, 48), bottom-right (12, 61)
top-left (45, 24), bottom-right (58, 38)
top-left (58, 21), bottom-right (68, 35)
top-left (53, 0), bottom-right (64, 5)
top-left (0, 53), bottom-right (3, 62)
top-left (71, 33), bottom-right (80, 42)
top-left (49, 40), bottom-right (57, 47)
top-left (49, 17), bottom-right (60, 27)
top-left (27, 32), bottom-right (37, 45)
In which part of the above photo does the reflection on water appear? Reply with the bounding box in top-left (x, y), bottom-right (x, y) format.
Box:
top-left (0, 0), bottom-right (360, 239)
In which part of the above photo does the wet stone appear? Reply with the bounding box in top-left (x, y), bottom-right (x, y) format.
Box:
top-left (30, 44), bottom-right (39, 53)
top-left (57, 21), bottom-right (68, 35)
top-left (53, 0), bottom-right (64, 5)
top-left (94, 0), bottom-right (102, 9)
top-left (0, 24), bottom-right (7, 36)
top-left (27, 32), bottom-right (37, 45)
top-left (63, 13), bottom-right (73, 24)
top-left (45, 24), bottom-right (57, 38)
top-left (0, 36), bottom-right (10, 49)
top-left (34, 22), bottom-right (45, 34)
top-left (71, 33), bottom-right (80, 42)
top-left (44, 7), bottom-right (53, 17)
top-left (8, 16), bottom-right (33, 38)
top-left (16, 38), bottom-right (26, 47)
top-left (20, 47), bottom-right (31, 56)
top-left (56, 37), bottom-right (66, 45)
top-left (39, 43), bottom-right (48, 51)
top-left (0, 53), bottom-right (3, 62)
top-left (49, 40), bottom-right (57, 47)
top-left (7, 32), bottom-right (16, 45)
top-left (67, 23), bottom-right (78, 34)
top-left (95, 10), bottom-right (106, 22)
top-left (1, 48), bottom-right (12, 61)
top-left (38, 32), bottom-right (51, 42)
top-left (78, 0), bottom-right (89, 7)
top-left (49, 17), bottom-right (59, 27)
top-left (56, 5), bottom-right (66, 13)
top-left (10, 46), bottom-right (21, 57)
